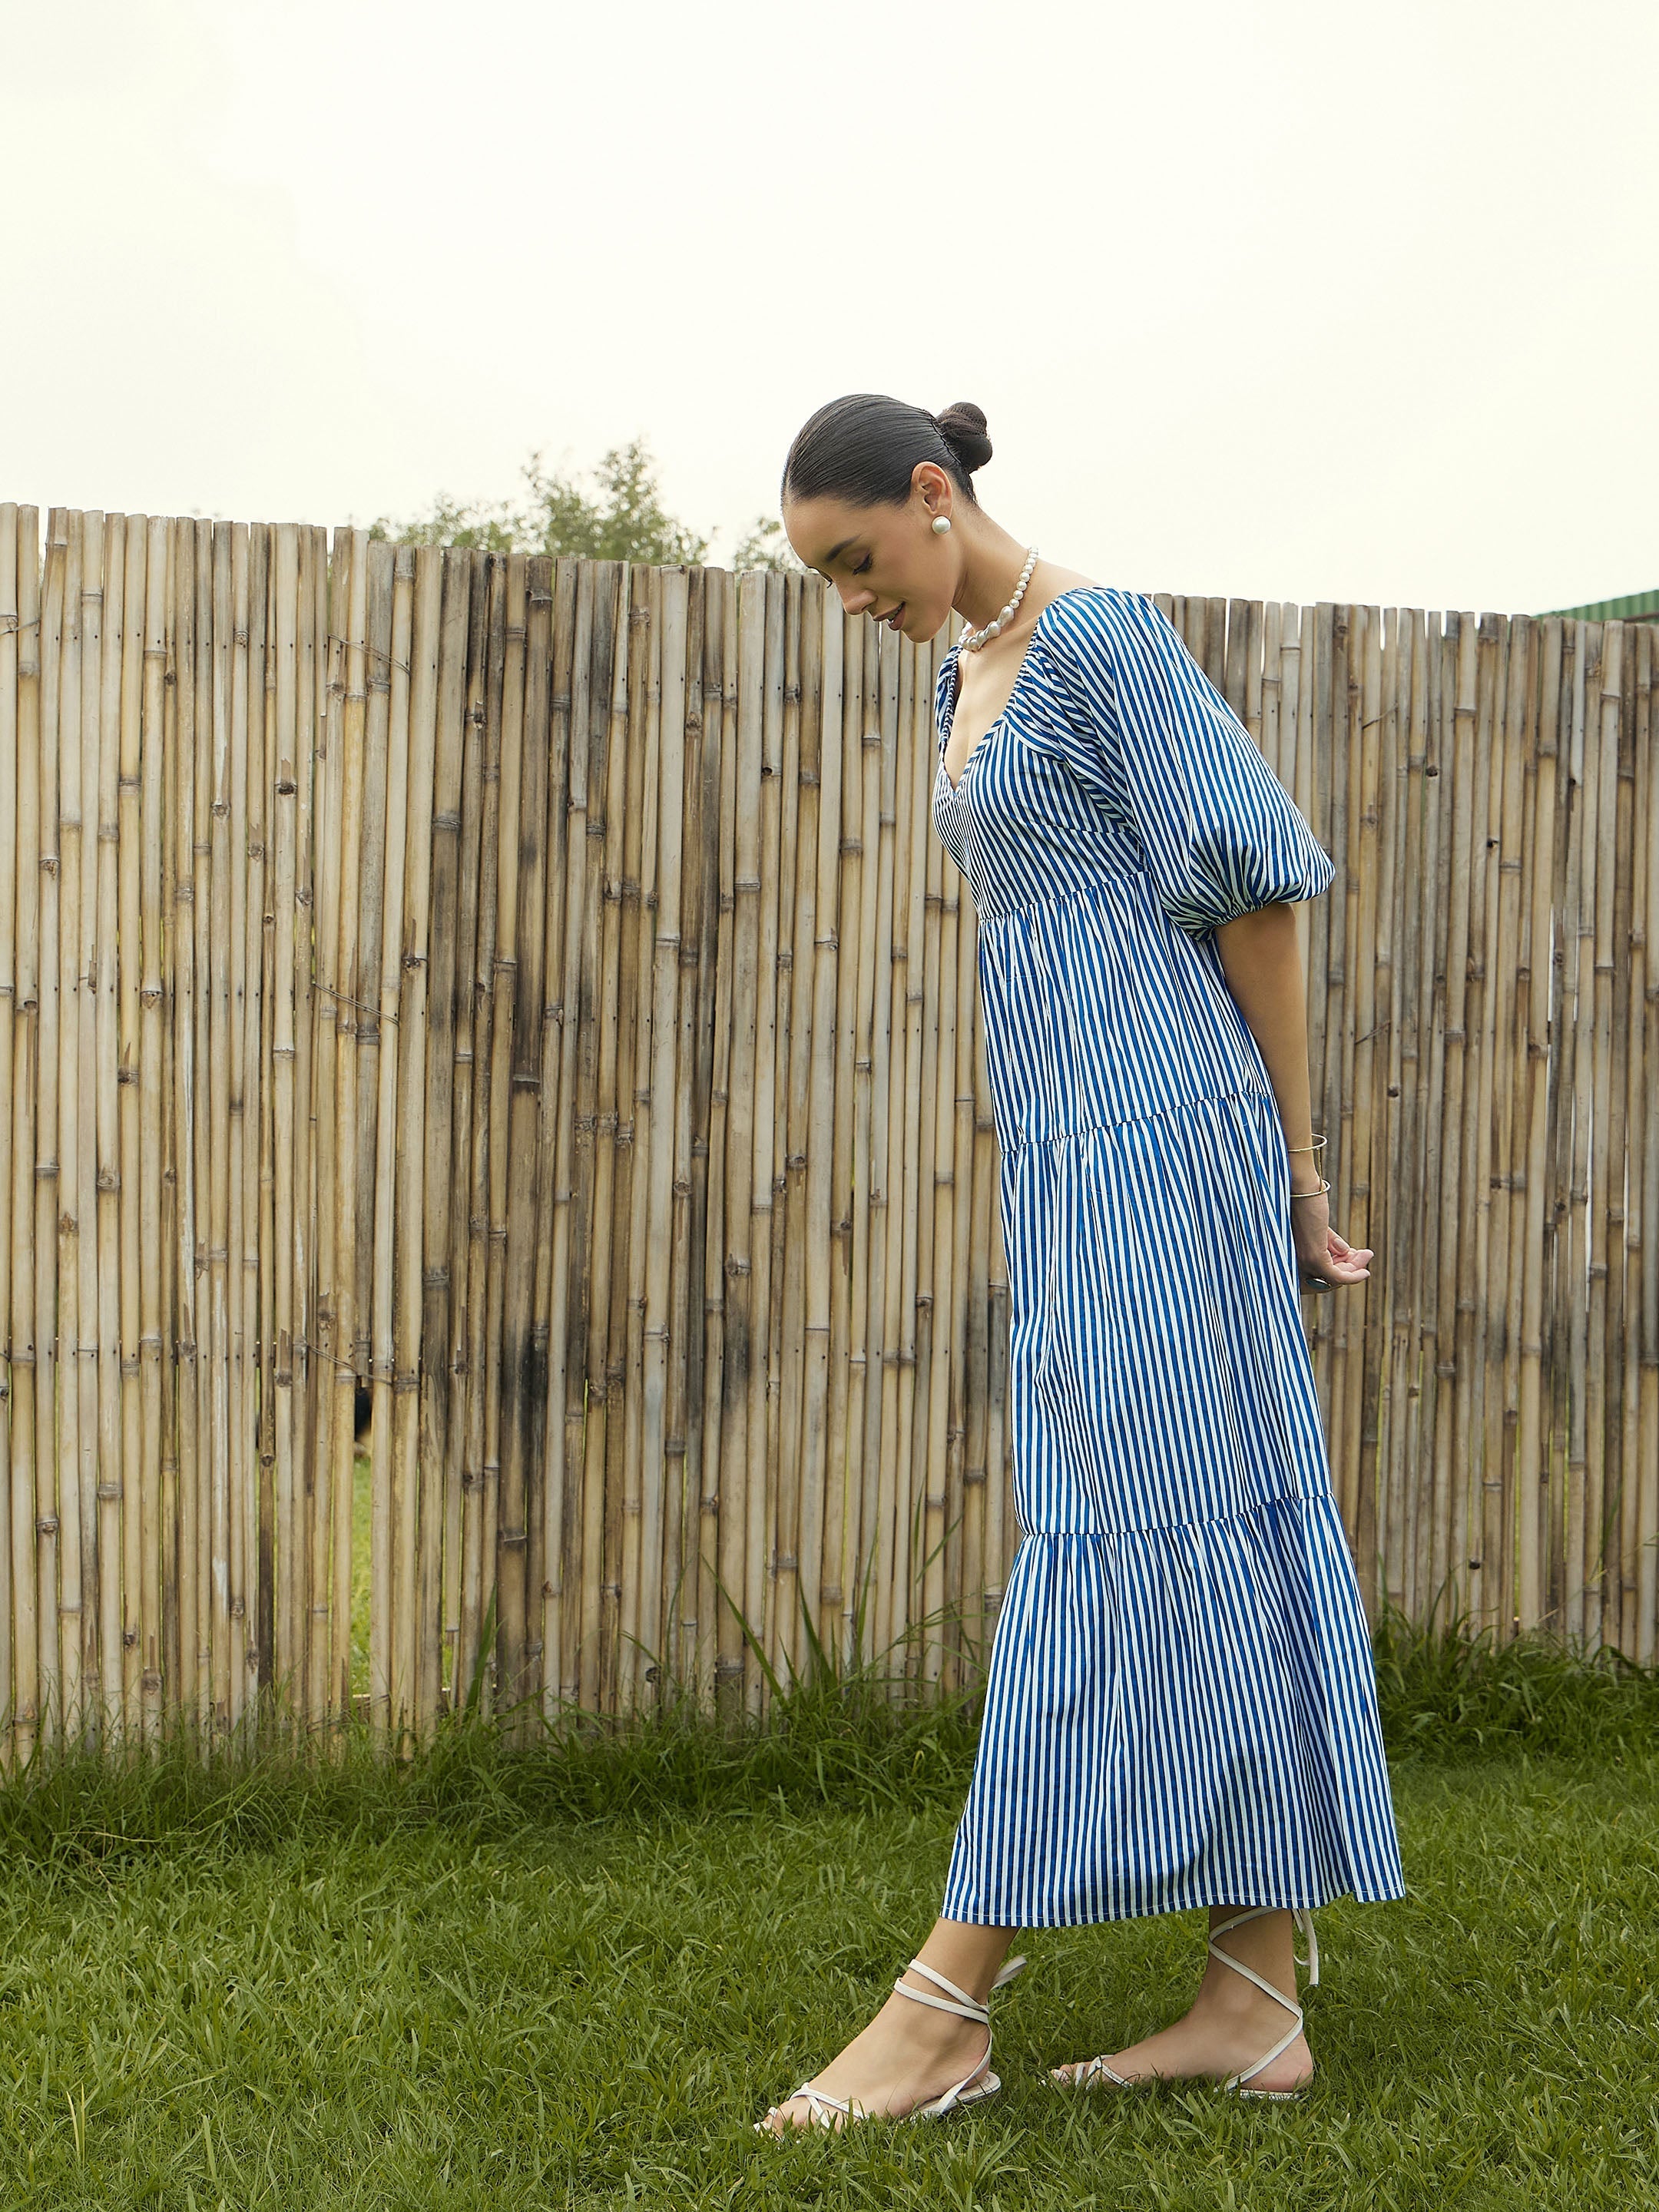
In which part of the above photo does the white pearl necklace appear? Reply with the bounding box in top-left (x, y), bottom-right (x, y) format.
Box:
top-left (957, 546), bottom-right (1039, 654)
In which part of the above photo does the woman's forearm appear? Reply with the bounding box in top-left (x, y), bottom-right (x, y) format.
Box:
top-left (1212, 904), bottom-right (1323, 1196)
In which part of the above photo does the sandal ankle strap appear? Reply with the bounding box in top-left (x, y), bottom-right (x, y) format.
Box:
top-left (1208, 1907), bottom-right (1319, 2093)
top-left (892, 1958), bottom-right (988, 2025)
top-left (892, 1952), bottom-right (1028, 2027)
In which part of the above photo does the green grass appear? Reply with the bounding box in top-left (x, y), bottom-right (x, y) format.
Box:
top-left (0, 1756), bottom-right (1654, 2209)
top-left (2, 1623), bottom-right (1657, 2210)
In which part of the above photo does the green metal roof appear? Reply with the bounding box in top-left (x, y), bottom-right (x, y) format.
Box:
top-left (1541, 588), bottom-right (1659, 621)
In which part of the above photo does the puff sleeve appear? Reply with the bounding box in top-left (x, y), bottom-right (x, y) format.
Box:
top-left (1044, 588), bottom-right (1334, 940)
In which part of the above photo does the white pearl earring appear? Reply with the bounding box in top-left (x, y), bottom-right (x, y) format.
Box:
top-left (932, 515), bottom-right (952, 535)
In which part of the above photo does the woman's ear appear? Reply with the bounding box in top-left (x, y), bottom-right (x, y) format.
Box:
top-left (914, 459), bottom-right (953, 526)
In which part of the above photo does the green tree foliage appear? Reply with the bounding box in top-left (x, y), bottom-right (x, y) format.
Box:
top-left (369, 437), bottom-right (711, 566)
top-left (730, 514), bottom-right (805, 575)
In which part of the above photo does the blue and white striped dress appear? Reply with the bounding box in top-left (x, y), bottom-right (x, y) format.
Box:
top-left (932, 585), bottom-right (1404, 1929)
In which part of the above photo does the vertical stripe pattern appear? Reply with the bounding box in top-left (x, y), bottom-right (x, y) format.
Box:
top-left (933, 586), bottom-right (1404, 1928)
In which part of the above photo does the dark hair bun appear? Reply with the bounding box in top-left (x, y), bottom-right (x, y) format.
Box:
top-left (934, 401), bottom-right (992, 475)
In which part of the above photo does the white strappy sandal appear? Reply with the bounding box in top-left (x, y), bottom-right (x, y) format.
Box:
top-left (1052, 1906), bottom-right (1319, 2101)
top-left (756, 1952), bottom-right (1028, 2134)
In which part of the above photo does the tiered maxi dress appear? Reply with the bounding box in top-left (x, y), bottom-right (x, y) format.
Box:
top-left (932, 584), bottom-right (1404, 1930)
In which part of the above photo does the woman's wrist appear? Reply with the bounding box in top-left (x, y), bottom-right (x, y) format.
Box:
top-left (1285, 1130), bottom-right (1326, 1197)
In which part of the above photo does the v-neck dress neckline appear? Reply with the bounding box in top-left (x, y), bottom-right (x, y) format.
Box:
top-left (935, 588), bottom-right (1091, 796)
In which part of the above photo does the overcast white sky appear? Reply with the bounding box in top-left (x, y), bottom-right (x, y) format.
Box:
top-left (6, 0), bottom-right (1655, 614)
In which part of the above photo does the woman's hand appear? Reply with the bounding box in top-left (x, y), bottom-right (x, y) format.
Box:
top-left (1289, 1187), bottom-right (1373, 1293)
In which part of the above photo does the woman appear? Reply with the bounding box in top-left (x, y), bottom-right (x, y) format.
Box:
top-left (756, 395), bottom-right (1405, 2134)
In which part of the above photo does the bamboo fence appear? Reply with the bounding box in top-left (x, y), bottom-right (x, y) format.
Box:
top-left (0, 505), bottom-right (1654, 1760)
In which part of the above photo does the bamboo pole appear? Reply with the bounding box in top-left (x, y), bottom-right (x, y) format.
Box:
top-left (570, 567), bottom-right (620, 1708)
top-left (5, 508), bottom-right (44, 1766)
top-left (1565, 626), bottom-right (1600, 1643)
top-left (1349, 603), bottom-right (1382, 1610)
top-left (253, 527), bottom-right (276, 1719)
top-left (76, 510), bottom-right (111, 1734)
top-left (1204, 596), bottom-right (1227, 697)
top-left (1384, 610), bottom-right (1427, 1616)
top-left (389, 547), bottom-right (441, 1744)
top-left (367, 545), bottom-right (415, 1735)
top-left (1431, 614), bottom-right (1476, 1626)
top-left (55, 508), bottom-right (88, 1743)
top-left (1548, 625), bottom-right (1581, 1628)
top-left (1632, 622), bottom-right (1657, 1662)
top-left (902, 630), bottom-right (934, 1675)
top-left (799, 581), bottom-right (841, 1669)
top-left (197, 524), bottom-right (230, 1737)
top-left (347, 538), bottom-right (390, 1713)
top-left (694, 571), bottom-right (737, 1706)
top-left (1415, 614), bottom-right (1451, 1618)
top-left (849, 619), bottom-right (885, 1663)
top-left (1491, 616), bottom-right (1534, 1640)
top-left (899, 629), bottom-right (932, 1683)
top-left (593, 565), bottom-right (637, 1717)
top-left (662, 568), bottom-right (705, 1690)
top-left (31, 509), bottom-right (68, 1746)
top-left (893, 634), bottom-right (927, 1676)
top-left (1306, 607), bottom-right (1336, 1423)
top-left (324, 531), bottom-right (367, 1722)
top-left (156, 525), bottom-right (180, 1729)
top-left (1453, 614), bottom-right (1498, 1637)
top-left (191, 522), bottom-right (220, 1734)
top-left (1619, 628), bottom-right (1645, 1663)
top-left (224, 522), bottom-right (251, 1727)
top-left (301, 532), bottom-right (328, 1720)
top-left (1372, 630), bottom-right (1409, 1622)
top-left (614, 567), bottom-right (654, 1710)
top-left (1516, 620), bottom-right (1563, 1632)
top-left (416, 549), bottom-right (470, 1732)
top-left (527, 556), bottom-right (577, 1716)
top-left (1330, 605), bottom-right (1363, 1592)
top-left (139, 517), bottom-right (167, 1740)
top-left (543, 558), bottom-right (591, 1707)
top-left (1592, 614), bottom-right (1628, 1654)
top-left (761, 577), bottom-right (796, 1689)
top-left (749, 575), bottom-right (786, 1704)
top-left (641, 567), bottom-right (687, 1699)
top-left (93, 514), bottom-right (127, 1737)
top-left (269, 523), bottom-right (300, 1717)
top-left (445, 552), bottom-right (490, 1714)
top-left (865, 624), bottom-right (902, 1666)
top-left (1634, 618), bottom-right (1658, 1663)
top-left (305, 532), bottom-right (344, 1734)
top-left (0, 505), bottom-right (19, 1769)
top-left (456, 555), bottom-right (505, 1713)
top-left (775, 573), bottom-right (813, 1684)
top-left (831, 606), bottom-right (871, 1672)
top-left (627, 566), bottom-right (667, 1703)
top-left (716, 573), bottom-right (763, 1711)
top-left (238, 523), bottom-right (269, 1720)
top-left (492, 555), bottom-right (551, 1723)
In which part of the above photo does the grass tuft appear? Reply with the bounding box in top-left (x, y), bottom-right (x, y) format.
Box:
top-left (1373, 1608), bottom-right (1659, 1764)
top-left (0, 1619), bottom-right (1654, 1872)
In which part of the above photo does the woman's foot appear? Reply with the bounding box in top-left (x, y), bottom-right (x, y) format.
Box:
top-left (760, 1969), bottom-right (994, 2134)
top-left (1051, 1906), bottom-right (1314, 2096)
top-left (1051, 2005), bottom-right (1313, 2094)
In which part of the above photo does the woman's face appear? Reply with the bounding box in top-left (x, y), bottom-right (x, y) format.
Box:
top-left (783, 468), bottom-right (958, 642)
